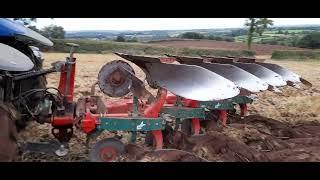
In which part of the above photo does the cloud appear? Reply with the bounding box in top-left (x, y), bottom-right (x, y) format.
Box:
top-left (34, 18), bottom-right (320, 31)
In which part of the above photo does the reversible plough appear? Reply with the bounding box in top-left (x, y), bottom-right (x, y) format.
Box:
top-left (0, 18), bottom-right (313, 162)
top-left (77, 52), bottom-right (311, 161)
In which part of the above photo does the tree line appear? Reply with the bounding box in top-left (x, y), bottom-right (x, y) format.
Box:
top-left (180, 32), bottom-right (235, 42)
top-left (180, 18), bottom-right (320, 49)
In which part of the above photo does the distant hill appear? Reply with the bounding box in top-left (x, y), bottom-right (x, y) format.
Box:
top-left (65, 25), bottom-right (320, 45)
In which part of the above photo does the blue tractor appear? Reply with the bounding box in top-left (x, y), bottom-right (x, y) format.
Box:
top-left (0, 18), bottom-right (65, 161)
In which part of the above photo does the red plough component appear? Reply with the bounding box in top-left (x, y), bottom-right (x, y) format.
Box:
top-left (57, 58), bottom-right (76, 103)
top-left (143, 89), bottom-right (168, 149)
top-left (159, 57), bottom-right (176, 63)
top-left (51, 56), bottom-right (78, 142)
top-left (184, 99), bottom-right (201, 135)
top-left (218, 110), bottom-right (228, 126)
top-left (82, 113), bottom-right (97, 134)
top-left (105, 98), bottom-right (143, 114)
top-left (80, 89), bottom-right (168, 149)
top-left (240, 103), bottom-right (249, 117)
top-left (144, 89), bottom-right (168, 118)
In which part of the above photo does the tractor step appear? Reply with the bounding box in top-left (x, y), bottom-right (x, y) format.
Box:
top-left (18, 140), bottom-right (68, 156)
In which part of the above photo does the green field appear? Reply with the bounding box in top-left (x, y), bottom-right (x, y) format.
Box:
top-left (235, 30), bottom-right (309, 46)
top-left (272, 50), bottom-right (320, 60)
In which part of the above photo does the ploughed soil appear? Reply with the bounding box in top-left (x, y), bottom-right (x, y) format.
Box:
top-left (16, 114), bottom-right (320, 162)
top-left (120, 114), bottom-right (320, 162)
top-left (147, 39), bottom-right (305, 55)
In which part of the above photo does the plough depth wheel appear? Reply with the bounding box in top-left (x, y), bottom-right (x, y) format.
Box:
top-left (89, 138), bottom-right (125, 162)
top-left (98, 60), bottom-right (135, 97)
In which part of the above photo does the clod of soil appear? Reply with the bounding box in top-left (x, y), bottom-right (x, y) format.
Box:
top-left (122, 144), bottom-right (208, 162)
top-left (266, 146), bottom-right (320, 162)
top-left (168, 131), bottom-right (270, 162)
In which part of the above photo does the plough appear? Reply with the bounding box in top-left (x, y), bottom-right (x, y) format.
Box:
top-left (0, 18), bottom-right (312, 162)
top-left (78, 52), bottom-right (311, 161)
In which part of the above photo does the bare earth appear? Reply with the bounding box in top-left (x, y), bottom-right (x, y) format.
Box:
top-left (17, 52), bottom-right (320, 162)
top-left (148, 39), bottom-right (305, 55)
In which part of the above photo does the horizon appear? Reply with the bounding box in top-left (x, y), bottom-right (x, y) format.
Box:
top-left (33, 18), bottom-right (320, 31)
top-left (65, 24), bottom-right (320, 32)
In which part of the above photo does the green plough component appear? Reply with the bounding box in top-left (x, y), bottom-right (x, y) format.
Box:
top-left (199, 96), bottom-right (253, 110)
top-left (160, 107), bottom-right (206, 119)
top-left (97, 117), bottom-right (165, 131)
top-left (231, 96), bottom-right (254, 104)
top-left (199, 100), bottom-right (235, 110)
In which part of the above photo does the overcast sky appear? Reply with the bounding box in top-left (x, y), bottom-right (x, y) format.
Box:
top-left (33, 18), bottom-right (320, 31)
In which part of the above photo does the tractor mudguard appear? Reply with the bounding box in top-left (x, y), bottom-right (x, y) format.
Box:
top-left (0, 43), bottom-right (34, 71)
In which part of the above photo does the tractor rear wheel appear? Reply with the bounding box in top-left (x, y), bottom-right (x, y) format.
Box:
top-left (0, 103), bottom-right (19, 161)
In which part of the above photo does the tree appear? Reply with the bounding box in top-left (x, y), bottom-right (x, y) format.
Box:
top-left (290, 36), bottom-right (299, 47)
top-left (13, 18), bottom-right (55, 32)
top-left (41, 25), bottom-right (65, 39)
top-left (244, 18), bottom-right (274, 50)
top-left (13, 18), bottom-right (37, 25)
top-left (127, 37), bottom-right (138, 42)
top-left (27, 26), bottom-right (41, 33)
top-left (116, 35), bottom-right (126, 42)
top-left (180, 32), bottom-right (204, 39)
top-left (229, 29), bottom-right (247, 37)
top-left (297, 32), bottom-right (320, 49)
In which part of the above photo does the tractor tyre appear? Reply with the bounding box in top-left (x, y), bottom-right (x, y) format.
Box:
top-left (0, 103), bottom-right (19, 162)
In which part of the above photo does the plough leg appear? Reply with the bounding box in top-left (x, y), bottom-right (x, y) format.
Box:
top-left (151, 130), bottom-right (163, 150)
top-left (191, 118), bottom-right (201, 135)
top-left (239, 103), bottom-right (249, 117)
top-left (218, 110), bottom-right (228, 125)
top-left (143, 89), bottom-right (167, 149)
top-left (185, 99), bottom-right (201, 135)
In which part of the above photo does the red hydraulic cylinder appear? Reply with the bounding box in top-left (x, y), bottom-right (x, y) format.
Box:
top-left (58, 58), bottom-right (76, 103)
